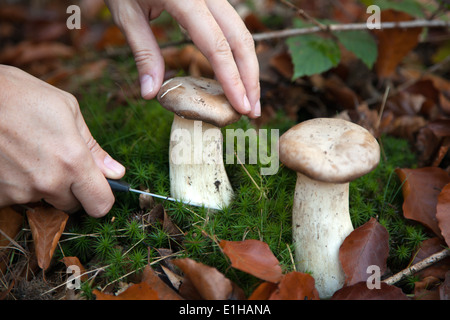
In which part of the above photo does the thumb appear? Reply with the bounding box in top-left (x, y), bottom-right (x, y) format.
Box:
top-left (121, 13), bottom-right (165, 99)
top-left (77, 118), bottom-right (125, 180)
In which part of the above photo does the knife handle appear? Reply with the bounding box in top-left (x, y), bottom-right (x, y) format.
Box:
top-left (106, 179), bottom-right (131, 192)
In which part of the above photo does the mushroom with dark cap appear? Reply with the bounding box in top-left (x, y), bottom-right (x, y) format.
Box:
top-left (157, 76), bottom-right (241, 210)
top-left (279, 118), bottom-right (380, 298)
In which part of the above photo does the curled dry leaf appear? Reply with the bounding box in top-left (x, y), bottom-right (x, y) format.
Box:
top-left (219, 239), bottom-right (283, 283)
top-left (339, 218), bottom-right (390, 286)
top-left (173, 258), bottom-right (233, 300)
top-left (396, 167), bottom-right (450, 238)
top-left (141, 265), bottom-right (183, 300)
top-left (26, 206), bottom-right (69, 270)
top-left (436, 183), bottom-right (450, 246)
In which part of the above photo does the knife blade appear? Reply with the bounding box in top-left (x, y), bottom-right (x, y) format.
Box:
top-left (106, 178), bottom-right (205, 208)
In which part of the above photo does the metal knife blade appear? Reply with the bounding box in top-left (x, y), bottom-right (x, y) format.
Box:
top-left (106, 178), bottom-right (205, 208)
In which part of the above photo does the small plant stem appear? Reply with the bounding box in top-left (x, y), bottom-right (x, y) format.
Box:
top-left (280, 0), bottom-right (329, 32)
top-left (252, 19), bottom-right (450, 41)
top-left (383, 248), bottom-right (450, 285)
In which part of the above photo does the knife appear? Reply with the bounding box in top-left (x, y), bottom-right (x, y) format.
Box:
top-left (106, 178), bottom-right (205, 208)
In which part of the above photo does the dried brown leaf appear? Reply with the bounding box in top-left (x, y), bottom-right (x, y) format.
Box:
top-left (248, 282), bottom-right (278, 300)
top-left (373, 10), bottom-right (422, 78)
top-left (0, 207), bottom-right (24, 274)
top-left (93, 282), bottom-right (159, 300)
top-left (396, 167), bottom-right (450, 237)
top-left (141, 265), bottom-right (183, 300)
top-left (339, 218), bottom-right (389, 286)
top-left (269, 272), bottom-right (320, 300)
top-left (411, 238), bottom-right (450, 280)
top-left (436, 183), bottom-right (450, 246)
top-left (219, 239), bottom-right (283, 283)
top-left (173, 258), bottom-right (233, 300)
top-left (331, 282), bottom-right (409, 300)
top-left (60, 256), bottom-right (87, 281)
top-left (26, 206), bottom-right (69, 270)
top-left (413, 276), bottom-right (441, 300)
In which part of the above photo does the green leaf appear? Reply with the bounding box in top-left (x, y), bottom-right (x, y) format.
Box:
top-left (371, 0), bottom-right (425, 18)
top-left (334, 30), bottom-right (378, 69)
top-left (286, 34), bottom-right (341, 79)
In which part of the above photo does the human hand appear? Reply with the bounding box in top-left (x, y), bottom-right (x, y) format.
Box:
top-left (105, 0), bottom-right (261, 118)
top-left (0, 65), bottom-right (125, 217)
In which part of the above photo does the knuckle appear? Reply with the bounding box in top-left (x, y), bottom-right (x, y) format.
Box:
top-left (60, 145), bottom-right (89, 174)
top-left (90, 194), bottom-right (114, 218)
top-left (133, 48), bottom-right (157, 68)
top-left (238, 31), bottom-right (255, 50)
top-left (212, 36), bottom-right (232, 57)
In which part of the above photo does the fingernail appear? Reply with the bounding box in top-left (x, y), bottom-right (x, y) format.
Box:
top-left (243, 95), bottom-right (251, 114)
top-left (254, 100), bottom-right (261, 117)
top-left (140, 74), bottom-right (154, 97)
top-left (104, 155), bottom-right (125, 176)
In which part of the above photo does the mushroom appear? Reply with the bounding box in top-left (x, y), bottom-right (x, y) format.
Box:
top-left (157, 76), bottom-right (241, 210)
top-left (279, 118), bottom-right (380, 298)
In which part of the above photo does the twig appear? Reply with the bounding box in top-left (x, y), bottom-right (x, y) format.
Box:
top-left (280, 0), bottom-right (328, 32)
top-left (383, 248), bottom-right (450, 285)
top-left (252, 19), bottom-right (450, 41)
top-left (375, 86), bottom-right (390, 131)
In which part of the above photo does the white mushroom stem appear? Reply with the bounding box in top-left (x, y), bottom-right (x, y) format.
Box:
top-left (292, 172), bottom-right (354, 299)
top-left (169, 115), bottom-right (234, 210)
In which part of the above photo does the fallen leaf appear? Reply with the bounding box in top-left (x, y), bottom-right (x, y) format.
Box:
top-left (141, 265), bottom-right (183, 300)
top-left (173, 258), bottom-right (233, 300)
top-left (26, 206), bottom-right (69, 270)
top-left (269, 272), bottom-right (320, 300)
top-left (373, 10), bottom-right (422, 78)
top-left (436, 183), bottom-right (450, 246)
top-left (339, 218), bottom-right (389, 286)
top-left (248, 282), bottom-right (278, 300)
top-left (411, 238), bottom-right (450, 280)
top-left (331, 282), bottom-right (409, 300)
top-left (219, 239), bottom-right (283, 283)
top-left (396, 167), bottom-right (450, 237)
top-left (93, 282), bottom-right (159, 300)
top-left (413, 276), bottom-right (441, 300)
top-left (0, 207), bottom-right (24, 274)
top-left (60, 256), bottom-right (88, 282)
top-left (440, 271), bottom-right (450, 300)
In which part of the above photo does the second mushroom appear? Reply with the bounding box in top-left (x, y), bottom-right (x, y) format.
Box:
top-left (157, 76), bottom-right (241, 210)
top-left (279, 118), bottom-right (380, 298)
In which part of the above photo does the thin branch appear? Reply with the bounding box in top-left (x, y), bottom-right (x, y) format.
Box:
top-left (383, 248), bottom-right (450, 285)
top-left (280, 0), bottom-right (328, 32)
top-left (252, 19), bottom-right (450, 41)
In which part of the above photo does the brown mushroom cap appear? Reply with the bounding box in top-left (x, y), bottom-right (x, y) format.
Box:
top-left (279, 118), bottom-right (380, 183)
top-left (157, 76), bottom-right (241, 128)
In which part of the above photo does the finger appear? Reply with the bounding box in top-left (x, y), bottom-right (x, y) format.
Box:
top-left (112, 2), bottom-right (165, 100)
top-left (71, 166), bottom-right (116, 218)
top-left (72, 116), bottom-right (119, 217)
top-left (167, 1), bottom-right (251, 115)
top-left (44, 190), bottom-right (81, 214)
top-left (205, 0), bottom-right (261, 118)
